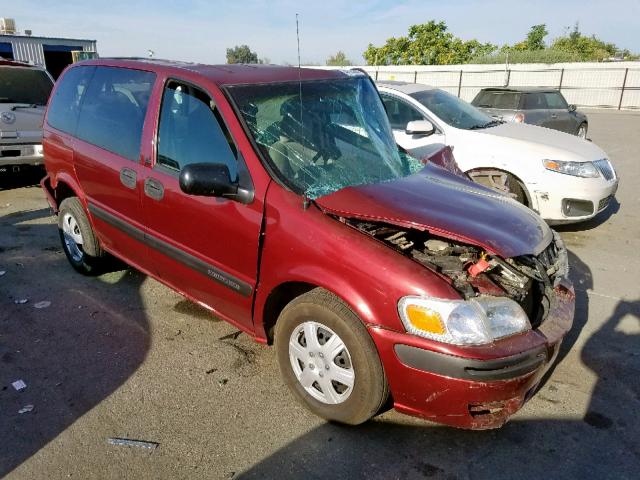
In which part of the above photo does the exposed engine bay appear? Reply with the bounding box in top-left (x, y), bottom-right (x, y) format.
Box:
top-left (343, 218), bottom-right (569, 328)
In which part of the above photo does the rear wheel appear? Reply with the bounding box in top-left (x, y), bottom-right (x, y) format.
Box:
top-left (275, 288), bottom-right (389, 425)
top-left (58, 197), bottom-right (106, 275)
top-left (467, 169), bottom-right (527, 205)
top-left (577, 122), bottom-right (588, 139)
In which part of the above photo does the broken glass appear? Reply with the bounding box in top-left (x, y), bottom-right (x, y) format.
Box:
top-left (227, 75), bottom-right (423, 199)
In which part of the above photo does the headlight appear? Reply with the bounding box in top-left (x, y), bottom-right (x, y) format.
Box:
top-left (398, 296), bottom-right (531, 345)
top-left (542, 159), bottom-right (599, 178)
top-left (34, 144), bottom-right (43, 155)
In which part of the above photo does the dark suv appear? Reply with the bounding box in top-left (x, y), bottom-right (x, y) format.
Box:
top-left (41, 59), bottom-right (574, 429)
top-left (472, 87), bottom-right (589, 138)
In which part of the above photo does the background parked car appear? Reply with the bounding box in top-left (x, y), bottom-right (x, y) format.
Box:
top-left (472, 87), bottom-right (589, 138)
top-left (0, 59), bottom-right (53, 175)
top-left (377, 81), bottom-right (618, 224)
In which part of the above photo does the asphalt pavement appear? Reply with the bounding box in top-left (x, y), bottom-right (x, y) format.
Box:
top-left (1, 109), bottom-right (639, 479)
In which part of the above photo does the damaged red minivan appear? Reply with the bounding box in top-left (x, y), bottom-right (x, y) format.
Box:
top-left (41, 59), bottom-right (574, 429)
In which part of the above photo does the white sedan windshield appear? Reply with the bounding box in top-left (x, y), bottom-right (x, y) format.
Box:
top-left (410, 89), bottom-right (498, 130)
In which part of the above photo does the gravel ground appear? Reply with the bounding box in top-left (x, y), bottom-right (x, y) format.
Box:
top-left (1, 110), bottom-right (639, 479)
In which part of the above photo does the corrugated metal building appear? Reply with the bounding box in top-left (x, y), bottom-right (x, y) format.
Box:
top-left (0, 33), bottom-right (97, 78)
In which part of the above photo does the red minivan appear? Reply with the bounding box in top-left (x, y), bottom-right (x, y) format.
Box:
top-left (41, 59), bottom-right (574, 429)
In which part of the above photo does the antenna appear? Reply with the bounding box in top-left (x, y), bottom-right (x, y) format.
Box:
top-left (296, 13), bottom-right (310, 210)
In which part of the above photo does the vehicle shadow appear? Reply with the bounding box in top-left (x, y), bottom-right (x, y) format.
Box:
top-left (553, 197), bottom-right (620, 233)
top-left (238, 257), bottom-right (639, 480)
top-left (0, 168), bottom-right (45, 192)
top-left (0, 207), bottom-right (150, 477)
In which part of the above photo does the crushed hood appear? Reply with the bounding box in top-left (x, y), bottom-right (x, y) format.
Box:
top-left (315, 164), bottom-right (552, 258)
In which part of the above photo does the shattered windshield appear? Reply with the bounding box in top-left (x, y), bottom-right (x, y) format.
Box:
top-left (227, 75), bottom-right (422, 199)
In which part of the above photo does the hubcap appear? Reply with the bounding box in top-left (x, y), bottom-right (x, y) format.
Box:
top-left (61, 212), bottom-right (84, 262)
top-left (289, 321), bottom-right (355, 405)
top-left (578, 125), bottom-right (587, 138)
top-left (468, 169), bottom-right (517, 199)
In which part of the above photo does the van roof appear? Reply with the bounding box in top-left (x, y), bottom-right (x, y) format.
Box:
top-left (74, 58), bottom-right (357, 86)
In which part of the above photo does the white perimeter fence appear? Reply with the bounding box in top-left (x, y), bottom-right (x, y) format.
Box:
top-left (337, 62), bottom-right (640, 110)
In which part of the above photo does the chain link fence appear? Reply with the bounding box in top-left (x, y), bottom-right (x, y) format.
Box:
top-left (355, 63), bottom-right (640, 110)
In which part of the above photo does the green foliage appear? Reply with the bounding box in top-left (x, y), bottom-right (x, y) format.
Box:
top-left (226, 45), bottom-right (259, 64)
top-left (363, 20), bottom-right (496, 65)
top-left (473, 49), bottom-right (583, 64)
top-left (326, 51), bottom-right (353, 66)
top-left (551, 24), bottom-right (618, 61)
top-left (525, 24), bottom-right (549, 50)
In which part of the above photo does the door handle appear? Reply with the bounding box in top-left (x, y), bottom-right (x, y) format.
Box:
top-left (120, 167), bottom-right (137, 189)
top-left (144, 177), bottom-right (164, 201)
top-left (550, 114), bottom-right (557, 118)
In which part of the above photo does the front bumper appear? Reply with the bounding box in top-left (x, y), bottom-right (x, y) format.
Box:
top-left (531, 173), bottom-right (618, 224)
top-left (370, 281), bottom-right (575, 429)
top-left (0, 143), bottom-right (44, 170)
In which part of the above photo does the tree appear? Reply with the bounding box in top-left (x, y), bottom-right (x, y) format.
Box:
top-left (226, 45), bottom-right (259, 64)
top-left (525, 24), bottom-right (548, 50)
top-left (326, 51), bottom-right (352, 66)
top-left (551, 23), bottom-right (618, 61)
top-left (363, 20), bottom-right (496, 65)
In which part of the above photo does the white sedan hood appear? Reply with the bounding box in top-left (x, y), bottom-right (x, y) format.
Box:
top-left (456, 122), bottom-right (607, 163)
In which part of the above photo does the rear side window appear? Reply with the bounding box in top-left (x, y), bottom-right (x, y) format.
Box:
top-left (381, 94), bottom-right (425, 130)
top-left (0, 66), bottom-right (53, 105)
top-left (544, 92), bottom-right (568, 109)
top-left (473, 91), bottom-right (520, 110)
top-left (76, 66), bottom-right (155, 161)
top-left (156, 81), bottom-right (238, 180)
top-left (522, 93), bottom-right (548, 110)
top-left (47, 66), bottom-right (94, 134)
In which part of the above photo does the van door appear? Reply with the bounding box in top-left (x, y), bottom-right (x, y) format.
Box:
top-left (72, 66), bottom-right (157, 269)
top-left (141, 79), bottom-right (262, 330)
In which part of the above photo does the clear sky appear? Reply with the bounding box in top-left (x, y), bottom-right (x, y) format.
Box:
top-left (4, 0), bottom-right (639, 64)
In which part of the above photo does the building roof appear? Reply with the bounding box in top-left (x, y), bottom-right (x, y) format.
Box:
top-left (0, 33), bottom-right (96, 43)
top-left (79, 58), bottom-right (357, 86)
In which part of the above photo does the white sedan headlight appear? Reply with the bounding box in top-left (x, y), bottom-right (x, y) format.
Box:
top-left (398, 296), bottom-right (531, 345)
top-left (542, 159), bottom-right (599, 178)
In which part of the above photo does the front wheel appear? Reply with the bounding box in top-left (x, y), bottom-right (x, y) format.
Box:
top-left (275, 288), bottom-right (389, 425)
top-left (577, 122), bottom-right (588, 139)
top-left (58, 197), bottom-right (106, 275)
top-left (467, 169), bottom-right (527, 205)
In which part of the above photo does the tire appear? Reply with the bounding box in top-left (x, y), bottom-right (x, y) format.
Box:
top-left (505, 173), bottom-right (527, 205)
top-left (577, 122), bottom-right (588, 139)
top-left (467, 169), bottom-right (528, 206)
top-left (275, 288), bottom-right (389, 425)
top-left (58, 197), bottom-right (106, 275)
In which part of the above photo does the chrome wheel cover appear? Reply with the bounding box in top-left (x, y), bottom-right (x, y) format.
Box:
top-left (289, 321), bottom-right (355, 405)
top-left (61, 212), bottom-right (84, 262)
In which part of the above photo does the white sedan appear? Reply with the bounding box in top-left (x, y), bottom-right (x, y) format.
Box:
top-left (377, 81), bottom-right (618, 224)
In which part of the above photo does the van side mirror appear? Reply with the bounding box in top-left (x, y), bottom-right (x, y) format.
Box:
top-left (568, 104), bottom-right (577, 112)
top-left (406, 120), bottom-right (435, 137)
top-left (179, 163), bottom-right (238, 197)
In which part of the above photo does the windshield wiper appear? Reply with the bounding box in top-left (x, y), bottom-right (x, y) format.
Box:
top-left (11, 103), bottom-right (44, 111)
top-left (468, 119), bottom-right (504, 130)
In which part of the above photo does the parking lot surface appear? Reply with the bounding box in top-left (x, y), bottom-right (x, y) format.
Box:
top-left (1, 110), bottom-right (639, 479)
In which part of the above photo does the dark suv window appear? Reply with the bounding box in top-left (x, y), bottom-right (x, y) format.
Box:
top-left (381, 94), bottom-right (425, 130)
top-left (544, 92), bottom-right (568, 109)
top-left (75, 66), bottom-right (155, 161)
top-left (522, 92), bottom-right (549, 110)
top-left (47, 66), bottom-right (95, 134)
top-left (156, 81), bottom-right (238, 180)
top-left (473, 91), bottom-right (520, 109)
